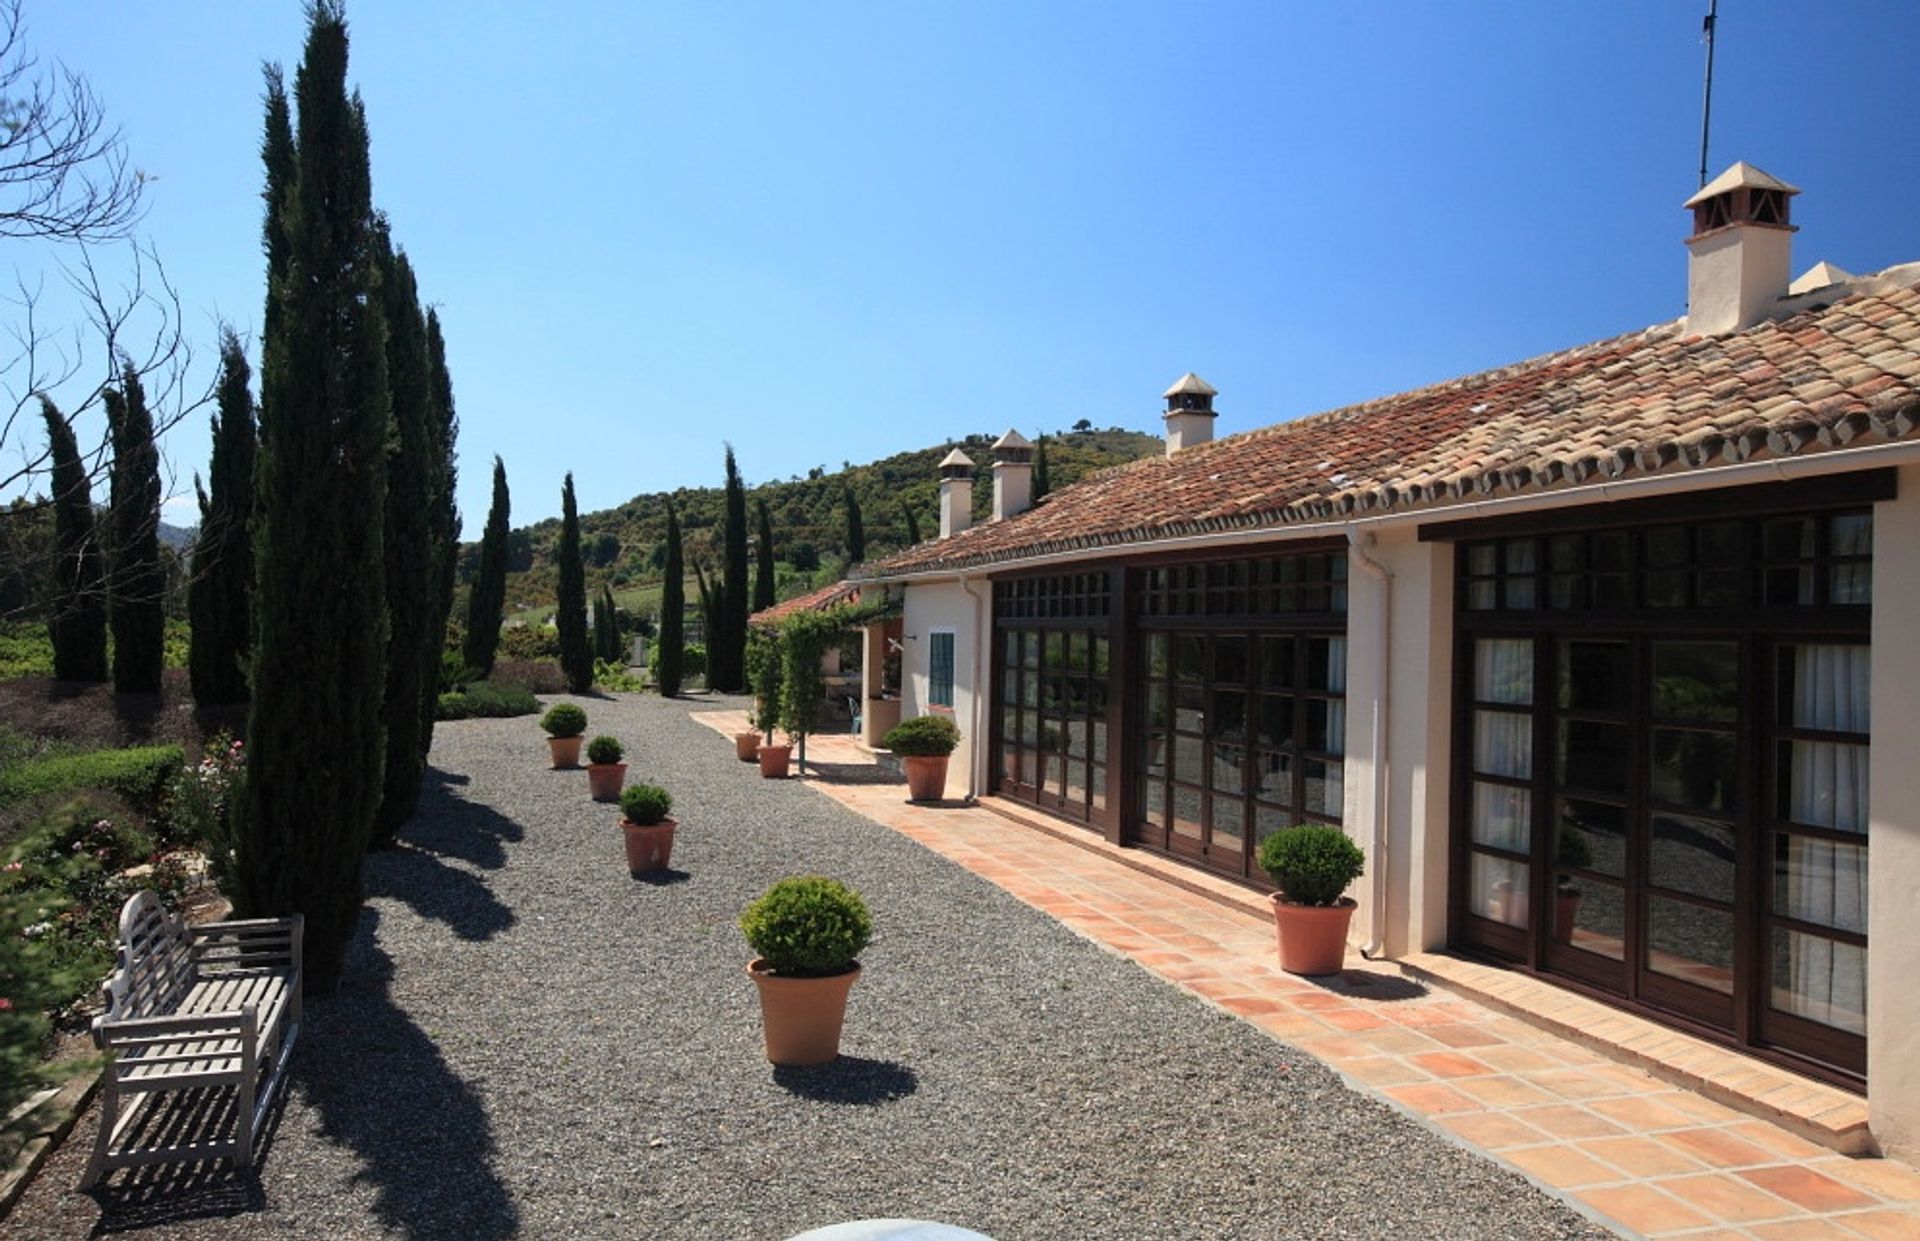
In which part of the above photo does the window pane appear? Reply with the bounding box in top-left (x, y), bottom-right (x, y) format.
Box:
top-left (1145, 682), bottom-right (1168, 729)
top-left (1650, 814), bottom-right (1737, 903)
top-left (1467, 544), bottom-right (1497, 575)
top-left (1558, 798), bottom-right (1626, 879)
top-left (1558, 720), bottom-right (1628, 794)
top-left (1475, 710), bottom-right (1532, 779)
top-left (1254, 695), bottom-right (1293, 748)
top-left (1651, 642), bottom-right (1739, 722)
top-left (1471, 782), bottom-right (1529, 853)
top-left (1143, 777), bottom-right (1165, 825)
top-left (1469, 854), bottom-right (1528, 928)
top-left (1213, 691), bottom-right (1247, 744)
top-left (1764, 518), bottom-right (1814, 559)
top-left (1646, 896), bottom-right (1735, 994)
top-left (1774, 834), bottom-right (1867, 934)
top-left (1782, 644), bottom-right (1870, 733)
top-left (1214, 637), bottom-right (1248, 684)
top-left (1771, 929), bottom-right (1865, 1035)
top-left (1830, 512), bottom-right (1873, 557)
top-left (1146, 632), bottom-right (1167, 677)
top-left (1832, 563), bottom-right (1872, 604)
top-left (1253, 751), bottom-right (1293, 805)
top-left (1091, 764), bottom-right (1107, 812)
top-left (1173, 734), bottom-right (1203, 783)
top-left (1173, 634), bottom-right (1205, 681)
top-left (1173, 786), bottom-right (1203, 839)
top-left (1258, 636), bottom-right (1294, 688)
top-left (1210, 740), bottom-right (1245, 794)
top-left (1305, 637), bottom-right (1344, 692)
top-left (1650, 729), bottom-right (1738, 813)
top-left (1211, 798), bottom-right (1245, 849)
top-left (1254, 802), bottom-right (1291, 848)
top-left (1475, 639), bottom-right (1533, 705)
top-left (1305, 759), bottom-right (1343, 818)
top-left (1556, 880), bottom-right (1627, 961)
top-left (1143, 732), bottom-right (1166, 779)
top-left (1174, 682), bottom-right (1205, 733)
top-left (1560, 641), bottom-right (1629, 712)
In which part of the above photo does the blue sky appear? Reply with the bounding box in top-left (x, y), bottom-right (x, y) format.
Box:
top-left (11, 2), bottom-right (1920, 534)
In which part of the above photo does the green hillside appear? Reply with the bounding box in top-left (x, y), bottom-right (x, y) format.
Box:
top-left (473, 426), bottom-right (1161, 624)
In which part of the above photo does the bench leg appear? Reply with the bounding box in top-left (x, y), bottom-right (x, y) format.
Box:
top-left (78, 1080), bottom-right (119, 1190)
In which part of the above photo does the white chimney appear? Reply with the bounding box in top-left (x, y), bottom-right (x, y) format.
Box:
top-left (937, 448), bottom-right (974, 539)
top-left (1162, 373), bottom-right (1217, 454)
top-left (990, 429), bottom-right (1033, 521)
top-left (1685, 161), bottom-right (1799, 335)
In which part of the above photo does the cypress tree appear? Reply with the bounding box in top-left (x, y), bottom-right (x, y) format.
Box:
top-left (419, 307), bottom-right (459, 758)
top-left (40, 398), bottom-right (106, 681)
top-left (372, 225), bottom-right (433, 847)
top-left (753, 498), bottom-right (776, 612)
top-left (597, 582), bottom-right (621, 664)
top-left (901, 505), bottom-right (922, 546)
top-left (843, 484), bottom-right (865, 564)
top-left (188, 331), bottom-right (257, 705)
top-left (556, 472), bottom-right (592, 692)
top-left (658, 499), bottom-right (684, 697)
top-left (105, 363), bottom-right (163, 695)
top-left (463, 456), bottom-right (509, 676)
top-left (237, 2), bottom-right (391, 993)
top-left (1033, 434), bottom-right (1051, 501)
top-left (715, 446), bottom-right (748, 690)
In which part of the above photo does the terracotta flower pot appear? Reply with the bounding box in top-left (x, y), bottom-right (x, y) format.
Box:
top-left (747, 959), bottom-right (861, 1065)
top-left (734, 732), bottom-right (762, 762)
top-left (548, 735), bottom-right (584, 769)
top-left (621, 816), bottom-right (676, 874)
top-left (1554, 886), bottom-right (1581, 945)
top-left (586, 762), bottom-right (627, 802)
top-left (902, 754), bottom-right (950, 802)
top-left (1269, 895), bottom-right (1356, 976)
top-left (758, 744), bottom-right (792, 778)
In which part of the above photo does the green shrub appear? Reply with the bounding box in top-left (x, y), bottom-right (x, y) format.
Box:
top-left (739, 875), bottom-right (872, 976)
top-left (491, 658), bottom-right (566, 694)
top-left (618, 782), bottom-right (671, 826)
top-left (1256, 825), bottom-right (1364, 907)
top-left (0, 744), bottom-right (183, 816)
top-left (0, 622), bottom-right (53, 680)
top-left (593, 659), bottom-right (646, 692)
top-left (882, 714), bottom-right (959, 757)
top-left (539, 702), bottom-right (587, 738)
top-left (496, 624), bottom-right (562, 661)
top-left (440, 650), bottom-right (479, 693)
top-left (162, 733), bottom-right (245, 887)
top-left (586, 735), bottom-right (624, 765)
top-left (435, 680), bottom-right (540, 720)
top-left (647, 641), bottom-right (706, 684)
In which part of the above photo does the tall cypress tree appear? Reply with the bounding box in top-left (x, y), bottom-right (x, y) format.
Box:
top-left (237, 2), bottom-right (391, 993)
top-left (372, 225), bottom-right (433, 846)
top-left (106, 364), bottom-right (163, 694)
top-left (843, 484), bottom-right (865, 564)
top-left (597, 582), bottom-right (621, 664)
top-left (419, 307), bottom-right (459, 758)
top-left (658, 499), bottom-right (684, 697)
top-left (41, 398), bottom-right (106, 681)
top-left (188, 331), bottom-right (257, 705)
top-left (753, 498), bottom-right (776, 613)
top-left (556, 472), bottom-right (592, 692)
top-left (1033, 434), bottom-right (1051, 502)
top-left (901, 505), bottom-right (922, 546)
top-left (463, 456), bottom-right (509, 676)
top-left (715, 445), bottom-right (748, 691)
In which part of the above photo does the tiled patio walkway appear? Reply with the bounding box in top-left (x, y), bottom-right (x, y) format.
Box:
top-left (698, 710), bottom-right (1920, 1241)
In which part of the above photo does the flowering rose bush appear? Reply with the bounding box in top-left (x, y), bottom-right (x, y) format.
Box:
top-left (164, 732), bottom-right (245, 890)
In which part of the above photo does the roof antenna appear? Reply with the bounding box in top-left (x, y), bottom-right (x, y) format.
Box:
top-left (1698, 0), bottom-right (1719, 188)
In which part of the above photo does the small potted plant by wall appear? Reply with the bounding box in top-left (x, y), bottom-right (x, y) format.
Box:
top-left (754, 627), bottom-right (792, 777)
top-left (740, 875), bottom-right (872, 1065)
top-left (540, 702), bottom-right (588, 769)
top-left (618, 782), bottom-right (675, 875)
top-left (585, 735), bottom-right (627, 801)
top-left (1256, 824), bottom-right (1366, 976)
top-left (1554, 819), bottom-right (1592, 945)
top-left (882, 713), bottom-right (960, 803)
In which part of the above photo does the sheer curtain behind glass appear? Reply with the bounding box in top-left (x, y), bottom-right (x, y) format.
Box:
top-left (1470, 639), bottom-right (1533, 927)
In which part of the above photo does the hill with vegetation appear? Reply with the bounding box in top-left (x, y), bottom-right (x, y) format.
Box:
top-left (471, 426), bottom-right (1161, 624)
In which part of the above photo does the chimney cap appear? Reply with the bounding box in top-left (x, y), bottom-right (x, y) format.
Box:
top-left (1162, 372), bottom-right (1218, 399)
top-left (1685, 161), bottom-right (1800, 209)
top-left (991, 428), bottom-right (1033, 453)
top-left (938, 448), bottom-right (975, 470)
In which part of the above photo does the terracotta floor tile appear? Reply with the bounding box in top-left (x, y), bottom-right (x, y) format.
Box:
top-left (1578, 1135), bottom-right (1709, 1179)
top-left (1381, 1081), bottom-right (1483, 1116)
top-left (1590, 1093), bottom-right (1714, 1132)
top-left (1347, 1025), bottom-right (1445, 1056)
top-left (1424, 1022), bottom-right (1508, 1049)
top-left (1471, 1043), bottom-right (1562, 1074)
top-left (1736, 1165), bottom-right (1880, 1213)
top-left (1512, 1104), bottom-right (1629, 1141)
top-left (1435, 1110), bottom-right (1552, 1151)
top-left (1660, 1126), bottom-right (1783, 1170)
top-left (1655, 1172), bottom-right (1801, 1224)
top-left (1453, 1074), bottom-right (1560, 1109)
top-left (1407, 1050), bottom-right (1492, 1079)
top-left (1289, 991), bottom-right (1356, 1012)
top-left (1526, 1068), bottom-right (1634, 1102)
top-left (1816, 1156), bottom-right (1920, 1204)
top-left (1574, 1185), bottom-right (1713, 1235)
top-left (1500, 1143), bottom-right (1624, 1189)
top-left (1248, 1012), bottom-right (1332, 1041)
top-left (1215, 994), bottom-right (1289, 1017)
top-left (1724, 1121), bottom-right (1841, 1163)
top-left (1320, 1008), bottom-right (1391, 1033)
top-left (1834, 1207), bottom-right (1920, 1240)
top-left (1743, 1220), bottom-right (1865, 1241)
top-left (1288, 1034), bottom-right (1378, 1062)
top-left (1337, 1055), bottom-right (1434, 1088)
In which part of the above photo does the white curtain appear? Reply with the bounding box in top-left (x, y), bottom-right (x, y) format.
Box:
top-left (1782, 644), bottom-right (1870, 1034)
top-left (1475, 638), bottom-right (1533, 705)
top-left (1326, 637), bottom-right (1347, 756)
top-left (1470, 853), bottom-right (1528, 928)
top-left (1475, 711), bottom-right (1532, 780)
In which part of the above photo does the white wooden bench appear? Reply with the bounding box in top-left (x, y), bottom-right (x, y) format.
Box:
top-left (80, 890), bottom-right (303, 1189)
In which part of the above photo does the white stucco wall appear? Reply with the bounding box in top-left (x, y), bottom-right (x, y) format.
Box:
top-left (1868, 466), bottom-right (1920, 1161)
top-left (900, 578), bottom-right (987, 795)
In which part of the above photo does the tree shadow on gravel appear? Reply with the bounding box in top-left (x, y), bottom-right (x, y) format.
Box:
top-left (361, 768), bottom-right (519, 942)
top-left (798, 761), bottom-right (907, 787)
top-left (772, 1057), bottom-right (919, 1106)
top-left (406, 766), bottom-right (523, 870)
top-left (292, 907), bottom-right (518, 1241)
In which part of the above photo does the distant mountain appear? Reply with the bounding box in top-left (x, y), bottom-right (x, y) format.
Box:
top-left (158, 521), bottom-right (195, 552)
top-left (467, 426), bottom-right (1162, 617)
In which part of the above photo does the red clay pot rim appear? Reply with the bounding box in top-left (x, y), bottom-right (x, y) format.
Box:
top-left (620, 815), bottom-right (678, 831)
top-left (1267, 894), bottom-right (1359, 910)
top-left (746, 957), bottom-right (861, 981)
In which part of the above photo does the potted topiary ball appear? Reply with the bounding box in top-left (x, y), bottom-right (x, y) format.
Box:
top-left (540, 702), bottom-right (588, 769)
top-left (1256, 824), bottom-right (1365, 976)
top-left (882, 713), bottom-right (960, 803)
top-left (618, 783), bottom-right (675, 875)
top-left (740, 875), bottom-right (872, 1065)
top-left (585, 735), bottom-right (627, 801)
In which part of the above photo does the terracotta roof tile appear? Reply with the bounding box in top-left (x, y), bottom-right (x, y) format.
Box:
top-left (749, 580), bottom-right (859, 627)
top-left (855, 275), bottom-right (1920, 579)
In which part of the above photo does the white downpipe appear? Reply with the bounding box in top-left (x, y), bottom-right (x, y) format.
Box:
top-left (1348, 530), bottom-right (1392, 959)
top-left (960, 574), bottom-right (989, 801)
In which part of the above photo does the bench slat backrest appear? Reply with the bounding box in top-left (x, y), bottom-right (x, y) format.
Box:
top-left (95, 891), bottom-right (196, 1041)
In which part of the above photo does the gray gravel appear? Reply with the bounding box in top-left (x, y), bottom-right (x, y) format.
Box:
top-left (9, 691), bottom-right (1611, 1240)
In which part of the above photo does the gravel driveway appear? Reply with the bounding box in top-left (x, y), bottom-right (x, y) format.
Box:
top-left (8, 691), bottom-right (1610, 1239)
